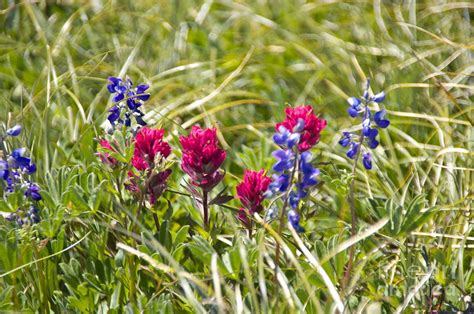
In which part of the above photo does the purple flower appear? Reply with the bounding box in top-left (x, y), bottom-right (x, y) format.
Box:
top-left (367, 128), bottom-right (379, 149)
top-left (346, 142), bottom-right (359, 159)
top-left (272, 149), bottom-right (295, 172)
top-left (339, 132), bottom-right (352, 147)
top-left (371, 91), bottom-right (385, 103)
top-left (347, 97), bottom-right (362, 118)
top-left (374, 109), bottom-right (390, 128)
top-left (273, 126), bottom-right (300, 149)
top-left (288, 209), bottom-right (304, 232)
top-left (6, 124), bottom-right (22, 137)
top-left (340, 79), bottom-right (389, 170)
top-left (24, 183), bottom-right (41, 201)
top-left (106, 76), bottom-right (151, 128)
top-left (362, 152), bottom-right (372, 170)
top-left (0, 160), bottom-right (9, 180)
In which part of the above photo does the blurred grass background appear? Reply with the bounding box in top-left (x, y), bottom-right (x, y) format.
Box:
top-left (0, 0), bottom-right (472, 312)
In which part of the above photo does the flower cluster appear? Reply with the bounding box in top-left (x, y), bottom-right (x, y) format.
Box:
top-left (132, 128), bottom-right (171, 171)
top-left (179, 126), bottom-right (226, 191)
top-left (339, 80), bottom-right (390, 170)
top-left (6, 205), bottom-right (40, 226)
top-left (265, 106), bottom-right (326, 232)
top-left (129, 127), bottom-right (172, 204)
top-left (106, 77), bottom-right (150, 128)
top-left (236, 170), bottom-right (271, 228)
top-left (98, 127), bottom-right (171, 205)
top-left (1, 125), bottom-right (42, 226)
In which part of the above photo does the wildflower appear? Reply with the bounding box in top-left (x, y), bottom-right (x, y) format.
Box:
top-left (10, 148), bottom-right (36, 173)
top-left (265, 105), bottom-right (325, 233)
top-left (362, 152), bottom-right (372, 170)
top-left (106, 76), bottom-right (150, 128)
top-left (132, 127), bottom-right (171, 171)
top-left (179, 126), bottom-right (226, 191)
top-left (275, 106), bottom-right (327, 152)
top-left (339, 80), bottom-right (390, 170)
top-left (6, 124), bottom-right (22, 137)
top-left (24, 182), bottom-right (41, 201)
top-left (236, 170), bottom-right (271, 214)
top-left (6, 205), bottom-right (40, 227)
top-left (288, 209), bottom-right (304, 232)
top-left (97, 139), bottom-right (118, 167)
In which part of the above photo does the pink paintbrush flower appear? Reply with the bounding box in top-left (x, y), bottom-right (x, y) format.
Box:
top-left (276, 105), bottom-right (327, 152)
top-left (179, 126), bottom-right (226, 191)
top-left (132, 127), bottom-right (171, 171)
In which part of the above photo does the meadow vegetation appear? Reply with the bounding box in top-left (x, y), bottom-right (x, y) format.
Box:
top-left (0, 1), bottom-right (472, 312)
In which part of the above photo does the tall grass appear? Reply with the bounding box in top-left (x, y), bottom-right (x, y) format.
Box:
top-left (0, 0), bottom-right (472, 312)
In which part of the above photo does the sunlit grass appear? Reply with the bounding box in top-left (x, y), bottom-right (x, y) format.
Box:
top-left (0, 0), bottom-right (472, 312)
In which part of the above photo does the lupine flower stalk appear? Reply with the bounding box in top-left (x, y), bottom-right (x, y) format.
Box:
top-left (180, 126), bottom-right (226, 227)
top-left (265, 105), bottom-right (326, 232)
top-left (106, 76), bottom-right (150, 129)
top-left (265, 105), bottom-right (326, 277)
top-left (339, 79), bottom-right (390, 287)
top-left (0, 124), bottom-right (42, 227)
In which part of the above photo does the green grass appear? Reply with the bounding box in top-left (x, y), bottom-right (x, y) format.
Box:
top-left (0, 0), bottom-right (472, 312)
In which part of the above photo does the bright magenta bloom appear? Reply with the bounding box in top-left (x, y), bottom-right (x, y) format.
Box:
top-left (98, 139), bottom-right (118, 167)
top-left (132, 127), bottom-right (171, 171)
top-left (179, 126), bottom-right (226, 191)
top-left (276, 105), bottom-right (327, 152)
top-left (237, 170), bottom-right (271, 214)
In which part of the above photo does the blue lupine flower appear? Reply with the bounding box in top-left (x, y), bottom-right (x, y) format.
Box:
top-left (367, 128), bottom-right (379, 149)
top-left (347, 97), bottom-right (362, 118)
top-left (272, 149), bottom-right (295, 172)
top-left (340, 79), bottom-right (389, 170)
top-left (289, 191), bottom-right (299, 209)
top-left (273, 126), bottom-right (300, 148)
top-left (339, 132), bottom-right (352, 147)
top-left (265, 112), bottom-right (323, 234)
top-left (346, 142), bottom-right (359, 159)
top-left (267, 174), bottom-right (291, 195)
top-left (292, 118), bottom-right (305, 133)
top-left (299, 152), bottom-right (319, 188)
top-left (11, 148), bottom-right (34, 170)
top-left (374, 109), bottom-right (390, 128)
top-left (106, 76), bottom-right (151, 128)
top-left (24, 183), bottom-right (41, 201)
top-left (288, 209), bottom-right (304, 232)
top-left (6, 205), bottom-right (41, 227)
top-left (362, 152), bottom-right (372, 170)
top-left (6, 124), bottom-right (22, 137)
top-left (0, 160), bottom-right (8, 180)
top-left (107, 105), bottom-right (121, 124)
top-left (371, 91), bottom-right (385, 103)
top-left (136, 84), bottom-right (151, 101)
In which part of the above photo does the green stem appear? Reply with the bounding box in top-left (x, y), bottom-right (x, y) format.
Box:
top-left (202, 190), bottom-right (209, 228)
top-left (342, 132), bottom-right (364, 289)
top-left (273, 150), bottom-right (299, 284)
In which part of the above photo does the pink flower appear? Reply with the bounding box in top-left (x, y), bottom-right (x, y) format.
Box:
top-left (276, 105), bottom-right (327, 152)
top-left (132, 127), bottom-right (171, 171)
top-left (98, 139), bottom-right (118, 167)
top-left (179, 126), bottom-right (226, 191)
top-left (236, 170), bottom-right (271, 214)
